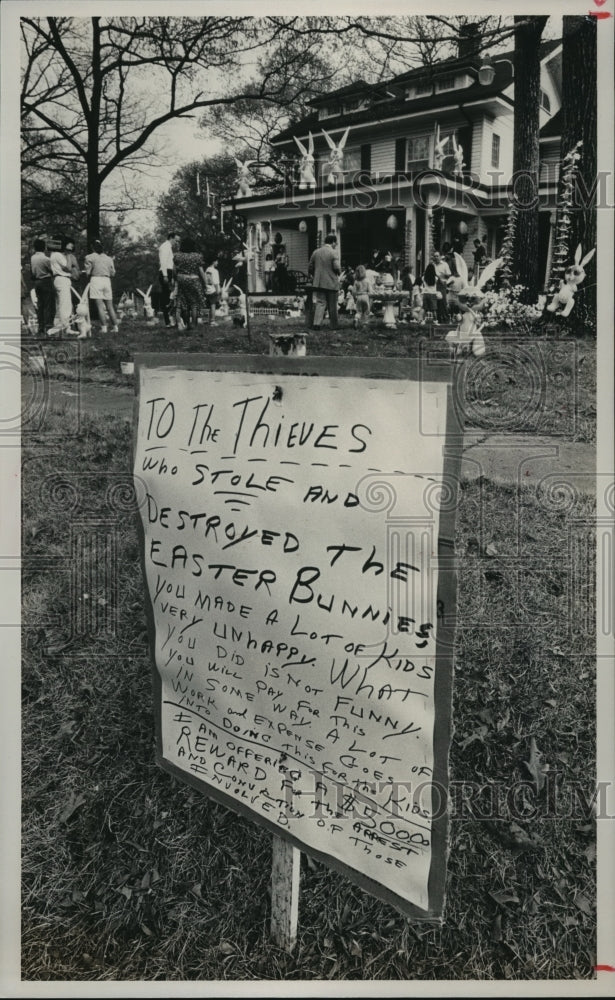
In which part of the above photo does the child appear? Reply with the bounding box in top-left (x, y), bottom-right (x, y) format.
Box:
top-left (264, 253), bottom-right (275, 292)
top-left (411, 284), bottom-right (425, 324)
top-left (421, 263), bottom-right (438, 324)
top-left (345, 286), bottom-right (356, 319)
top-left (352, 265), bottom-right (371, 328)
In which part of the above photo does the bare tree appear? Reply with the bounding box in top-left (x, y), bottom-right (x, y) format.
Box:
top-left (20, 16), bottom-right (311, 241)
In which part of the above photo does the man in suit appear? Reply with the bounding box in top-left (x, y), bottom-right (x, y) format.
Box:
top-left (308, 233), bottom-right (340, 330)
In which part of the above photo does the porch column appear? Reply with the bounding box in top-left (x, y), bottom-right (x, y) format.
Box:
top-left (544, 210), bottom-right (557, 290)
top-left (404, 205), bottom-right (414, 269)
top-left (330, 213), bottom-right (341, 259)
top-left (425, 208), bottom-right (433, 264)
top-left (316, 214), bottom-right (325, 248)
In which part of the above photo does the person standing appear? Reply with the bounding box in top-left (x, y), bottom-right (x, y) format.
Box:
top-left (352, 265), bottom-right (371, 329)
top-left (472, 237), bottom-right (487, 280)
top-left (308, 233), bottom-right (340, 330)
top-left (421, 262), bottom-right (439, 324)
top-left (64, 236), bottom-right (82, 291)
top-left (84, 239), bottom-right (120, 334)
top-left (173, 237), bottom-right (208, 332)
top-left (30, 238), bottom-right (54, 336)
top-left (272, 233), bottom-right (289, 294)
top-left (158, 232), bottom-right (178, 327)
top-left (204, 254), bottom-right (221, 327)
top-left (432, 251), bottom-right (452, 323)
top-left (49, 237), bottom-right (78, 336)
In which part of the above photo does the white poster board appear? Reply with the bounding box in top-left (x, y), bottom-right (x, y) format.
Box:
top-left (133, 355), bottom-right (460, 919)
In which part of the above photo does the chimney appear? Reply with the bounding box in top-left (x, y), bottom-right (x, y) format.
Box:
top-left (457, 23), bottom-right (481, 60)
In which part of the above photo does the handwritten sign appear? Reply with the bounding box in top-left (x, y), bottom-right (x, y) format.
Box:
top-left (133, 355), bottom-right (460, 919)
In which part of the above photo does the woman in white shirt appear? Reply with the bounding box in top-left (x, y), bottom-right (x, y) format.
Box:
top-left (84, 240), bottom-right (119, 333)
top-left (49, 237), bottom-right (77, 336)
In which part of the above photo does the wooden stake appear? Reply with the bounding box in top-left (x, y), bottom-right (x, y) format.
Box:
top-left (270, 836), bottom-right (300, 952)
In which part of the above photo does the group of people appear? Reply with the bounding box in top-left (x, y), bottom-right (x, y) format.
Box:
top-left (158, 233), bottom-right (225, 331)
top-left (29, 236), bottom-right (119, 337)
top-left (306, 234), bottom-right (491, 330)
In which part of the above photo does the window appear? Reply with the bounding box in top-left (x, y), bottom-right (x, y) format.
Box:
top-left (344, 149), bottom-right (361, 174)
top-left (406, 134), bottom-right (431, 172)
top-left (491, 133), bottom-right (500, 168)
top-left (436, 74), bottom-right (457, 92)
top-left (540, 90), bottom-right (551, 113)
top-left (405, 80), bottom-right (432, 100)
top-left (319, 105), bottom-right (341, 120)
top-left (343, 98), bottom-right (368, 114)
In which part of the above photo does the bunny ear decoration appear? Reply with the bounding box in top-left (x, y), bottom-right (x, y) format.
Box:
top-left (476, 257), bottom-right (503, 290)
top-left (574, 244), bottom-right (583, 265)
top-left (294, 136), bottom-right (307, 156)
top-left (580, 247), bottom-right (596, 268)
top-left (308, 131), bottom-right (314, 155)
top-left (338, 127), bottom-right (350, 151)
top-left (453, 252), bottom-right (468, 287)
top-left (146, 285), bottom-right (152, 298)
top-left (321, 128), bottom-right (337, 151)
top-left (70, 286), bottom-right (82, 303)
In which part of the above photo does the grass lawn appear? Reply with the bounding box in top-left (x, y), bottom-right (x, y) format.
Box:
top-left (22, 312), bottom-right (597, 442)
top-left (21, 387), bottom-right (597, 980)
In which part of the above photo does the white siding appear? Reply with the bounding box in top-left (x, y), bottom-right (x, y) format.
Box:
top-left (370, 137), bottom-right (396, 175)
top-left (480, 114), bottom-right (513, 187)
top-left (284, 229), bottom-right (310, 273)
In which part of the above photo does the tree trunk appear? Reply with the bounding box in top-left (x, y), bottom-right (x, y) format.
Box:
top-left (87, 17), bottom-right (102, 244)
top-left (561, 15), bottom-right (597, 329)
top-left (86, 167), bottom-right (101, 244)
top-left (512, 15), bottom-right (548, 301)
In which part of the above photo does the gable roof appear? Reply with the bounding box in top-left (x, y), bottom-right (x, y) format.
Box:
top-left (272, 66), bottom-right (513, 145)
top-left (273, 36), bottom-right (561, 146)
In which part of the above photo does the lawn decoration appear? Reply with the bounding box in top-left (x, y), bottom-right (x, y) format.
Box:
top-left (321, 127), bottom-right (350, 184)
top-left (445, 252), bottom-right (502, 358)
top-left (293, 132), bottom-right (316, 189)
top-left (137, 285), bottom-right (157, 322)
top-left (546, 244), bottom-right (595, 318)
top-left (235, 158), bottom-right (254, 198)
top-left (452, 135), bottom-right (465, 178)
top-left (220, 277), bottom-right (248, 327)
top-left (433, 129), bottom-right (448, 171)
top-left (72, 283), bottom-right (92, 339)
top-left (373, 272), bottom-right (410, 329)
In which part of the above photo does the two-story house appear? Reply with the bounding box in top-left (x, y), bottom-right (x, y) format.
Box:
top-left (224, 29), bottom-right (563, 292)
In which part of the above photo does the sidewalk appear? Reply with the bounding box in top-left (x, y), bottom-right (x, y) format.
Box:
top-left (35, 377), bottom-right (596, 495)
top-left (461, 430), bottom-right (595, 495)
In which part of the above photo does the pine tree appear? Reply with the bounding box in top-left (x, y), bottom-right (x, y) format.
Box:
top-left (548, 141), bottom-right (583, 292)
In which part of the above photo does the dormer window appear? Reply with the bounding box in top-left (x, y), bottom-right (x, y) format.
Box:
top-left (343, 97), bottom-right (368, 114)
top-left (406, 80), bottom-right (433, 100)
top-left (319, 104), bottom-right (341, 120)
top-left (436, 74), bottom-right (458, 92)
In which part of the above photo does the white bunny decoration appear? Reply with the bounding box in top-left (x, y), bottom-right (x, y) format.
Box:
top-left (445, 252), bottom-right (502, 359)
top-left (235, 158), bottom-right (254, 198)
top-left (70, 284), bottom-right (91, 339)
top-left (452, 135), bottom-right (465, 178)
top-left (293, 132), bottom-right (316, 189)
top-left (137, 285), bottom-right (157, 323)
top-left (546, 244), bottom-right (595, 317)
top-left (224, 279), bottom-right (248, 328)
top-left (321, 127), bottom-right (350, 184)
top-left (433, 129), bottom-right (449, 171)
